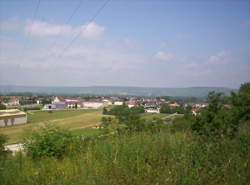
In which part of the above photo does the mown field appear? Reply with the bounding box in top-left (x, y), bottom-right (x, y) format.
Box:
top-left (0, 109), bottom-right (107, 144)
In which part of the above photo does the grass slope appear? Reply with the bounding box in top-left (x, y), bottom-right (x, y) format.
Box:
top-left (0, 109), bottom-right (106, 144)
top-left (1, 124), bottom-right (249, 185)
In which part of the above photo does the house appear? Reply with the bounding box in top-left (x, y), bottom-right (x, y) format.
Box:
top-left (0, 109), bottom-right (27, 127)
top-left (103, 99), bottom-right (112, 106)
top-left (191, 108), bottom-right (200, 116)
top-left (52, 96), bottom-right (65, 104)
top-left (144, 101), bottom-right (158, 109)
top-left (52, 97), bottom-right (81, 109)
top-left (53, 102), bottom-right (67, 109)
top-left (5, 97), bottom-right (20, 106)
top-left (145, 108), bottom-right (160, 114)
top-left (82, 100), bottom-right (105, 109)
top-left (114, 100), bottom-right (123, 105)
top-left (169, 103), bottom-right (180, 107)
top-left (127, 100), bottom-right (137, 108)
top-left (43, 104), bottom-right (56, 110)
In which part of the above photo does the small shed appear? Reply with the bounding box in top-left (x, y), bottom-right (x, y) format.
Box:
top-left (0, 109), bottom-right (27, 127)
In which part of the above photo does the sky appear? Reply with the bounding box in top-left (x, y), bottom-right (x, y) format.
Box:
top-left (0, 0), bottom-right (249, 88)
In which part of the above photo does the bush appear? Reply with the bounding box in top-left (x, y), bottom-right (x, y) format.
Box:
top-left (192, 92), bottom-right (239, 138)
top-left (0, 103), bottom-right (6, 110)
top-left (23, 106), bottom-right (41, 112)
top-left (24, 125), bottom-right (73, 159)
top-left (0, 134), bottom-right (7, 155)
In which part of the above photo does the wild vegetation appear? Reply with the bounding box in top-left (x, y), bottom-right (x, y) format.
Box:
top-left (0, 83), bottom-right (249, 185)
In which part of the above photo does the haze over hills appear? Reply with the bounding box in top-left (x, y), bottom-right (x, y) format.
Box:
top-left (0, 85), bottom-right (237, 97)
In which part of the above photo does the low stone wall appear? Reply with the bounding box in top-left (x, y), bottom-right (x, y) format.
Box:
top-left (0, 116), bottom-right (27, 127)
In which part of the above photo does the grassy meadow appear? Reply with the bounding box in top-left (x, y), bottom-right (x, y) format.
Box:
top-left (0, 109), bottom-right (107, 144)
top-left (1, 121), bottom-right (249, 185)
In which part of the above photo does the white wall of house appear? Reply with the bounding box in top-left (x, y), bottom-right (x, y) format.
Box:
top-left (52, 97), bottom-right (61, 104)
top-left (128, 104), bottom-right (135, 108)
top-left (114, 101), bottom-right (123, 105)
top-left (145, 109), bottom-right (160, 114)
top-left (0, 116), bottom-right (27, 127)
top-left (67, 103), bottom-right (81, 109)
top-left (43, 104), bottom-right (56, 110)
top-left (83, 102), bottom-right (104, 109)
top-left (103, 99), bottom-right (112, 106)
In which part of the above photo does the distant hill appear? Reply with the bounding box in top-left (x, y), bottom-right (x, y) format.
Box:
top-left (0, 85), bottom-right (237, 97)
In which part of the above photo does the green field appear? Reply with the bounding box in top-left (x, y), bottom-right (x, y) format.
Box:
top-left (0, 109), bottom-right (107, 144)
top-left (141, 113), bottom-right (183, 121)
top-left (141, 113), bottom-right (169, 120)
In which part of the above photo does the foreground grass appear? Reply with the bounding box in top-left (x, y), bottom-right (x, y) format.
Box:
top-left (0, 109), bottom-right (106, 144)
top-left (1, 123), bottom-right (249, 185)
top-left (70, 127), bottom-right (104, 137)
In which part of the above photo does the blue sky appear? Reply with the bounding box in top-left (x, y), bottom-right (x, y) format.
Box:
top-left (0, 0), bottom-right (249, 88)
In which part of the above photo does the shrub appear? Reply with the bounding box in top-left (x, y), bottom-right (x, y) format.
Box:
top-left (24, 125), bottom-right (73, 159)
top-left (23, 106), bottom-right (41, 112)
top-left (0, 103), bottom-right (6, 110)
top-left (0, 134), bottom-right (7, 155)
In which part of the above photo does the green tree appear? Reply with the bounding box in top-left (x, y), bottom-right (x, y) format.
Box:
top-left (0, 134), bottom-right (7, 155)
top-left (231, 82), bottom-right (250, 123)
top-left (0, 103), bottom-right (6, 110)
top-left (160, 104), bottom-right (171, 114)
top-left (192, 91), bottom-right (239, 138)
top-left (103, 107), bottom-right (108, 115)
top-left (101, 117), bottom-right (113, 128)
top-left (24, 125), bottom-right (73, 159)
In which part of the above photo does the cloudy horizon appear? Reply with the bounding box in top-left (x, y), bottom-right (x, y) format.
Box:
top-left (0, 0), bottom-right (249, 89)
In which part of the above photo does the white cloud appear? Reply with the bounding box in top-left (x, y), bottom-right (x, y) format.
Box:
top-left (209, 50), bottom-right (230, 63)
top-left (79, 22), bottom-right (105, 39)
top-left (24, 20), bottom-right (105, 39)
top-left (25, 20), bottom-right (72, 36)
top-left (154, 51), bottom-right (176, 62)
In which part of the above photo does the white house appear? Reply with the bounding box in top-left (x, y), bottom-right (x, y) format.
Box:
top-left (0, 109), bottom-right (27, 127)
top-left (52, 97), bottom-right (65, 104)
top-left (4, 97), bottom-right (20, 107)
top-left (103, 99), bottom-right (112, 106)
top-left (127, 100), bottom-right (137, 108)
top-left (145, 108), bottom-right (160, 114)
top-left (82, 100), bottom-right (105, 109)
top-left (42, 104), bottom-right (56, 110)
top-left (114, 101), bottom-right (123, 105)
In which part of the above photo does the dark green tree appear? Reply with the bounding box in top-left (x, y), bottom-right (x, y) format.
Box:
top-left (192, 91), bottom-right (239, 138)
top-left (0, 134), bottom-right (7, 155)
top-left (160, 104), bottom-right (171, 114)
top-left (231, 82), bottom-right (250, 123)
top-left (0, 103), bottom-right (6, 110)
top-left (24, 125), bottom-right (73, 159)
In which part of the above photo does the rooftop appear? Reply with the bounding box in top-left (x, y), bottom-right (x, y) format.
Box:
top-left (0, 109), bottom-right (26, 118)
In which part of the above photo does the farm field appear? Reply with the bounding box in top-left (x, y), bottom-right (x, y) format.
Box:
top-left (0, 109), bottom-right (107, 144)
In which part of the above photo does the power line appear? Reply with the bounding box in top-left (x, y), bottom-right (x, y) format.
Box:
top-left (15, 0), bottom-right (41, 78)
top-left (56, 0), bottom-right (111, 58)
top-left (47, 0), bottom-right (84, 58)
top-left (25, 0), bottom-right (41, 39)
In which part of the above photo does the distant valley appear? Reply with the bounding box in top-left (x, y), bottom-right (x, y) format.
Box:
top-left (0, 85), bottom-right (237, 97)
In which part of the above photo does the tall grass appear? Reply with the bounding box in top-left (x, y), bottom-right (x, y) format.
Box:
top-left (1, 123), bottom-right (249, 185)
